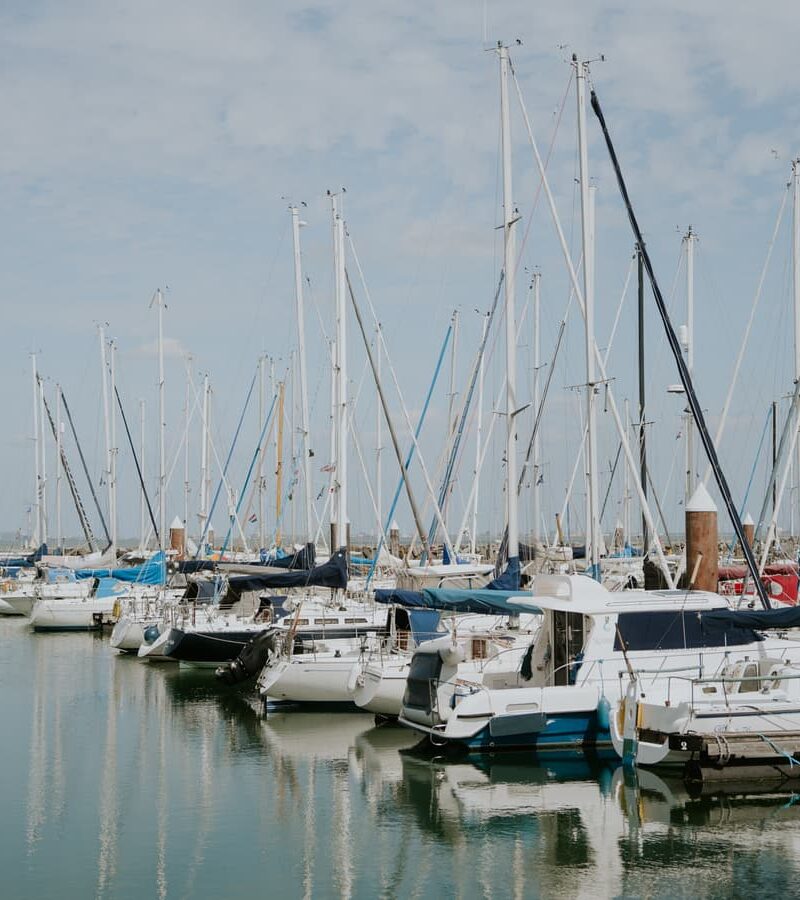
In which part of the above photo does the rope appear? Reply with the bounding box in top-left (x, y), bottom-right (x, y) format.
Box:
top-left (759, 733), bottom-right (800, 768)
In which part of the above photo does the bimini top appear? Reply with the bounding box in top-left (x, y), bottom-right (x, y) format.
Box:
top-left (509, 573), bottom-right (732, 616)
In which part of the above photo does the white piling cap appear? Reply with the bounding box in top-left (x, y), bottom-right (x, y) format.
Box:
top-left (742, 512), bottom-right (754, 526)
top-left (686, 483), bottom-right (717, 514)
top-left (390, 520), bottom-right (400, 533)
top-left (170, 515), bottom-right (185, 530)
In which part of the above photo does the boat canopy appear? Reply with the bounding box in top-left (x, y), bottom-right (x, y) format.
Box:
top-left (223, 550), bottom-right (347, 592)
top-left (701, 605), bottom-right (800, 636)
top-left (617, 609), bottom-right (761, 651)
top-left (260, 543), bottom-right (316, 570)
top-left (373, 586), bottom-right (534, 615)
top-left (408, 609), bottom-right (442, 644)
top-left (94, 577), bottom-right (131, 599)
top-left (75, 551), bottom-right (167, 586)
top-left (1, 543), bottom-right (47, 568)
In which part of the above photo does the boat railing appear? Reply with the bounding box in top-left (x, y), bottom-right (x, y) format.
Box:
top-left (634, 663), bottom-right (800, 707)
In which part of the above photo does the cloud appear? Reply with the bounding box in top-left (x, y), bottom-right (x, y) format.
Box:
top-left (131, 337), bottom-right (189, 359)
top-left (0, 0), bottom-right (799, 535)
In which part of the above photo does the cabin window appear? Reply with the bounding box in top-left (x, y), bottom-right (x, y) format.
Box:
top-left (314, 618), bottom-right (338, 625)
top-left (294, 619), bottom-right (309, 626)
top-left (344, 618), bottom-right (369, 624)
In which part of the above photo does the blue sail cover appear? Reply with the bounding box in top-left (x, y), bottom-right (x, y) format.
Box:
top-left (224, 550), bottom-right (347, 591)
top-left (374, 589), bottom-right (426, 607)
top-left (75, 551), bottom-right (167, 586)
top-left (486, 556), bottom-right (520, 591)
top-left (420, 587), bottom-right (537, 615)
top-left (94, 577), bottom-right (131, 599)
top-left (2, 543), bottom-right (48, 568)
top-left (701, 605), bottom-right (800, 638)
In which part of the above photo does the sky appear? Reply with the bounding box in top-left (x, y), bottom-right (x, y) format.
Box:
top-left (1, 1), bottom-right (799, 549)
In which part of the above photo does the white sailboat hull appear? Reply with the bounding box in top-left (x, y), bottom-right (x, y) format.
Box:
top-left (30, 597), bottom-right (116, 631)
top-left (109, 616), bottom-right (147, 652)
top-left (260, 654), bottom-right (365, 706)
top-left (351, 658), bottom-right (410, 717)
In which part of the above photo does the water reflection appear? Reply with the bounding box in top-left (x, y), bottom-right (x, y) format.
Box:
top-left (5, 619), bottom-right (800, 898)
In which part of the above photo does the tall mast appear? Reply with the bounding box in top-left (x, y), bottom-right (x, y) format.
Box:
top-left (290, 351), bottom-right (297, 544)
top-left (683, 225), bottom-right (697, 503)
top-left (276, 380), bottom-right (285, 547)
top-left (258, 354), bottom-right (266, 548)
top-left (199, 376), bottom-right (209, 546)
top-left (291, 205), bottom-right (314, 545)
top-left (270, 357), bottom-right (276, 537)
top-left (139, 399), bottom-right (146, 550)
top-left (499, 43), bottom-right (519, 564)
top-left (99, 325), bottom-right (114, 552)
top-left (55, 384), bottom-right (63, 552)
top-left (575, 54), bottom-right (601, 579)
top-left (375, 324), bottom-right (383, 531)
top-left (184, 354), bottom-right (192, 533)
top-left (637, 245), bottom-right (648, 552)
top-left (623, 398), bottom-right (632, 546)
top-left (38, 371), bottom-right (47, 547)
top-left (155, 289), bottom-right (166, 552)
top-left (793, 158), bottom-right (800, 536)
top-left (532, 271), bottom-right (542, 545)
top-left (31, 354), bottom-right (41, 548)
top-left (109, 338), bottom-right (118, 553)
top-left (472, 311), bottom-right (489, 555)
top-left (204, 379), bottom-right (212, 547)
top-left (335, 202), bottom-right (348, 549)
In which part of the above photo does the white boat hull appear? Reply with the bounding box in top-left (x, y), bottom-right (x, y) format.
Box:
top-left (351, 658), bottom-right (410, 717)
top-left (30, 597), bottom-right (116, 631)
top-left (261, 655), bottom-right (365, 706)
top-left (110, 616), bottom-right (147, 652)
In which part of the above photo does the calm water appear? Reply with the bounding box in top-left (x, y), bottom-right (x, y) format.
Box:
top-left (2, 618), bottom-right (800, 899)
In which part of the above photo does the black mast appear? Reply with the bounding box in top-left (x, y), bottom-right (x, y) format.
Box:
top-left (591, 88), bottom-right (770, 609)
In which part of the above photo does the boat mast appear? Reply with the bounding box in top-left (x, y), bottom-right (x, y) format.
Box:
top-left (793, 158), bottom-right (800, 536)
top-left (472, 311), bottom-right (489, 555)
top-left (499, 43), bottom-right (519, 568)
top-left (139, 399), bottom-right (146, 551)
top-left (623, 398), bottom-right (632, 546)
top-left (575, 54), bottom-right (601, 580)
top-left (258, 354), bottom-right (266, 548)
top-left (55, 384), bottom-right (63, 552)
top-left (290, 205), bottom-right (314, 545)
top-left (155, 289), bottom-right (166, 552)
top-left (375, 324), bottom-right (383, 532)
top-left (335, 202), bottom-right (348, 550)
top-left (276, 380), bottom-right (285, 547)
top-left (31, 354), bottom-right (41, 548)
top-left (199, 376), bottom-right (209, 548)
top-left (184, 354), bottom-right (192, 535)
top-left (38, 368), bottom-right (48, 548)
top-left (683, 225), bottom-right (697, 504)
top-left (532, 271), bottom-right (542, 545)
top-left (99, 326), bottom-right (115, 552)
top-left (637, 245), bottom-right (648, 553)
top-left (109, 338), bottom-right (118, 554)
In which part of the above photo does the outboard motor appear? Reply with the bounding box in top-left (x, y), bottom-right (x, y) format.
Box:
top-left (215, 629), bottom-right (278, 686)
